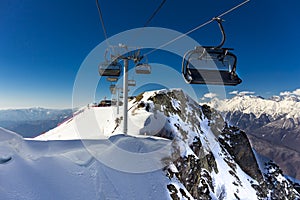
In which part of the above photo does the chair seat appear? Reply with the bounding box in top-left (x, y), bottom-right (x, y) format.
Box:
top-left (185, 69), bottom-right (242, 86)
top-left (99, 69), bottom-right (121, 77)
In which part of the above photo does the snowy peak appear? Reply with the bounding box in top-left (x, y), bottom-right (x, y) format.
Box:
top-left (279, 89), bottom-right (300, 102)
top-left (207, 90), bottom-right (300, 120)
top-left (35, 89), bottom-right (203, 141)
top-left (131, 89), bottom-right (203, 140)
top-left (205, 89), bottom-right (300, 181)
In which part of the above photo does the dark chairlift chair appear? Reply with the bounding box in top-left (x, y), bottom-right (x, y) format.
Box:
top-left (128, 79), bottom-right (136, 87)
top-left (109, 84), bottom-right (116, 94)
top-left (99, 62), bottom-right (122, 77)
top-left (182, 17), bottom-right (242, 86)
top-left (135, 63), bottom-right (151, 74)
top-left (106, 77), bottom-right (118, 82)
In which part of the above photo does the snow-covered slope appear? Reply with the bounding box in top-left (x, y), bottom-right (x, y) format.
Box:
top-left (34, 90), bottom-right (184, 140)
top-left (0, 127), bottom-right (177, 200)
top-left (34, 106), bottom-right (155, 140)
top-left (2, 89), bottom-right (299, 199)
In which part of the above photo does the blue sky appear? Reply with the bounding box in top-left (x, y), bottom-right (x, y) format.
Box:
top-left (1, 0), bottom-right (299, 108)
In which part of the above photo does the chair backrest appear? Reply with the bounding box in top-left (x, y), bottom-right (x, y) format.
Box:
top-left (99, 62), bottom-right (121, 77)
top-left (106, 77), bottom-right (118, 82)
top-left (109, 84), bottom-right (116, 94)
top-left (128, 80), bottom-right (136, 86)
top-left (135, 63), bottom-right (151, 74)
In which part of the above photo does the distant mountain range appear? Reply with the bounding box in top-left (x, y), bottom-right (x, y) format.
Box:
top-left (0, 108), bottom-right (73, 138)
top-left (205, 89), bottom-right (300, 179)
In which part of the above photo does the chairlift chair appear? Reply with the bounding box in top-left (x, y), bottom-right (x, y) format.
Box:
top-left (106, 77), bottom-right (118, 82)
top-left (128, 79), bottom-right (136, 87)
top-left (99, 62), bottom-right (121, 77)
top-left (135, 63), bottom-right (151, 74)
top-left (98, 100), bottom-right (112, 107)
top-left (120, 89), bottom-right (129, 93)
top-left (182, 17), bottom-right (242, 86)
top-left (111, 99), bottom-right (117, 106)
top-left (109, 84), bottom-right (117, 94)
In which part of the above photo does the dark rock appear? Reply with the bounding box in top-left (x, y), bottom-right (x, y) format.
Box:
top-left (219, 125), bottom-right (263, 182)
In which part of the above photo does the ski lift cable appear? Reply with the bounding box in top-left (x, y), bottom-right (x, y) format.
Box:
top-left (96, 0), bottom-right (109, 42)
top-left (144, 0), bottom-right (250, 56)
top-left (126, 0), bottom-right (167, 57)
top-left (144, 0), bottom-right (167, 27)
top-left (97, 0), bottom-right (167, 60)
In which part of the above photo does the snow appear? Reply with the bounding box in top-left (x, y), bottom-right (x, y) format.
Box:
top-left (171, 98), bottom-right (181, 110)
top-left (34, 89), bottom-right (186, 141)
top-left (35, 101), bottom-right (163, 140)
top-left (253, 149), bottom-right (298, 197)
top-left (34, 107), bottom-right (118, 140)
top-left (199, 119), bottom-right (258, 200)
top-left (0, 127), bottom-right (174, 200)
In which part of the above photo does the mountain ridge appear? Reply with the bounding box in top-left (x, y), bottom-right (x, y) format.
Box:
top-left (204, 89), bottom-right (300, 180)
top-left (34, 89), bottom-right (300, 199)
top-left (207, 92), bottom-right (300, 120)
top-left (0, 108), bottom-right (73, 138)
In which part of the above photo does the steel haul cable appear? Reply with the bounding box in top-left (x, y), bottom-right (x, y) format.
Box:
top-left (144, 0), bottom-right (250, 56)
top-left (96, 0), bottom-right (110, 47)
top-left (144, 0), bottom-right (167, 27)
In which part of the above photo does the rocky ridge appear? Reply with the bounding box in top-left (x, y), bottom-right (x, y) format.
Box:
top-left (130, 89), bottom-right (300, 199)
